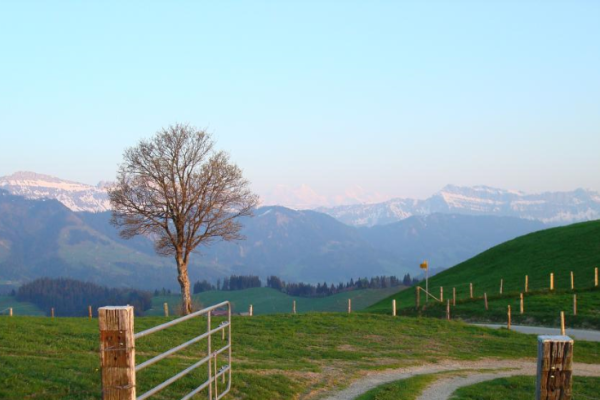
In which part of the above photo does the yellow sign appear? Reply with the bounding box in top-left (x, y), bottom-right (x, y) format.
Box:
top-left (420, 261), bottom-right (428, 270)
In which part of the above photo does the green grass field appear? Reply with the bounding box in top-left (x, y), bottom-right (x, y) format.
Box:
top-left (368, 221), bottom-right (600, 327)
top-left (146, 286), bottom-right (404, 316)
top-left (0, 295), bottom-right (44, 316)
top-left (3, 313), bottom-right (599, 399)
top-left (452, 375), bottom-right (600, 399)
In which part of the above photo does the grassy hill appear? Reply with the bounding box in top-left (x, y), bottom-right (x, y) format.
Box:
top-left (367, 220), bottom-right (600, 322)
top-left (146, 286), bottom-right (404, 316)
top-left (0, 295), bottom-right (44, 316)
top-left (2, 314), bottom-right (600, 399)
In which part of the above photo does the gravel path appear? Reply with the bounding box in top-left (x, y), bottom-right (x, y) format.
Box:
top-left (321, 359), bottom-right (600, 400)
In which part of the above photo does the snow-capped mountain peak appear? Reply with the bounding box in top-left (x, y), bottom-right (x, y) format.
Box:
top-left (0, 171), bottom-right (110, 212)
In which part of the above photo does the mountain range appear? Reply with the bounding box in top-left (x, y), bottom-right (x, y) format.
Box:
top-left (0, 188), bottom-right (545, 291)
top-left (318, 185), bottom-right (600, 227)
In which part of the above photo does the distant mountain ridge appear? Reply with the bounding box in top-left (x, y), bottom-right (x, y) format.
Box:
top-left (0, 171), bottom-right (110, 212)
top-left (318, 185), bottom-right (600, 227)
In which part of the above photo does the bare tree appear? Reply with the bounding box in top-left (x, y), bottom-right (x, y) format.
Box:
top-left (109, 124), bottom-right (259, 314)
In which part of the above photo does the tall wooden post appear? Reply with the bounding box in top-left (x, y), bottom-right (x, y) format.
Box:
top-left (484, 293), bottom-right (488, 310)
top-left (348, 299), bottom-right (352, 314)
top-left (500, 279), bottom-right (503, 295)
top-left (99, 306), bottom-right (136, 400)
top-left (525, 275), bottom-right (529, 293)
top-left (9, 308), bottom-right (13, 317)
top-left (470, 283), bottom-right (473, 299)
top-left (520, 293), bottom-right (524, 314)
top-left (452, 287), bottom-right (456, 306)
top-left (446, 300), bottom-right (450, 321)
top-left (561, 311), bottom-right (566, 336)
top-left (89, 305), bottom-right (93, 320)
top-left (440, 287), bottom-right (443, 302)
top-left (163, 302), bottom-right (169, 317)
top-left (595, 267), bottom-right (598, 287)
top-left (293, 300), bottom-right (296, 314)
top-left (550, 273), bottom-right (554, 291)
top-left (570, 271), bottom-right (574, 290)
top-left (536, 335), bottom-right (573, 400)
top-left (51, 308), bottom-right (55, 318)
top-left (507, 305), bottom-right (511, 330)
top-left (249, 304), bottom-right (253, 316)
top-left (573, 295), bottom-right (577, 316)
top-left (392, 299), bottom-right (396, 317)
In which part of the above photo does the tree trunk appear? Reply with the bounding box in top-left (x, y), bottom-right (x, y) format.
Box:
top-left (176, 257), bottom-right (193, 315)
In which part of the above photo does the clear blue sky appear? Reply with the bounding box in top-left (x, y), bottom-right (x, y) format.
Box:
top-left (1, 1), bottom-right (599, 202)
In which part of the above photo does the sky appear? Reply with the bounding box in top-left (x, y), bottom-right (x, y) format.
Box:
top-left (1, 1), bottom-right (599, 206)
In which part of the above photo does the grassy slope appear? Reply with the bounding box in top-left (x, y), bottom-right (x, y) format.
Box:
top-left (367, 220), bottom-right (600, 316)
top-left (146, 286), bottom-right (404, 316)
top-left (452, 375), bottom-right (600, 400)
top-left (3, 314), bottom-right (600, 399)
top-left (0, 295), bottom-right (44, 316)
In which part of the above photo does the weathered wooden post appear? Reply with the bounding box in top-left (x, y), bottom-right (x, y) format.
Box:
top-left (446, 299), bottom-right (450, 321)
top-left (550, 273), bottom-right (554, 291)
top-left (99, 306), bottom-right (136, 400)
top-left (507, 305), bottom-right (511, 330)
top-left (595, 267), bottom-right (598, 287)
top-left (452, 287), bottom-right (456, 306)
top-left (392, 299), bottom-right (396, 317)
top-left (520, 293), bottom-right (524, 314)
top-left (293, 300), bottom-right (296, 314)
top-left (573, 295), bottom-right (577, 316)
top-left (500, 279), bottom-right (503, 295)
top-left (561, 311), bottom-right (566, 336)
top-left (249, 304), bottom-right (253, 316)
top-left (163, 302), bottom-right (169, 317)
top-left (89, 305), bottom-right (93, 320)
top-left (536, 335), bottom-right (573, 400)
top-left (470, 283), bottom-right (473, 299)
top-left (348, 299), bottom-right (352, 314)
top-left (9, 308), bottom-right (13, 317)
top-left (484, 293), bottom-right (488, 310)
top-left (440, 286), bottom-right (443, 302)
top-left (525, 275), bottom-right (529, 293)
top-left (51, 308), bottom-right (55, 318)
top-left (415, 287), bottom-right (421, 309)
top-left (570, 271), bottom-right (574, 290)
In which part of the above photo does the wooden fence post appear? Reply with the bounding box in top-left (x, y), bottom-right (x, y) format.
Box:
top-left (392, 299), bottom-right (396, 317)
top-left (536, 335), bottom-right (573, 400)
top-left (484, 293), bottom-right (488, 310)
top-left (500, 279), bottom-right (503, 295)
top-left (163, 302), bottom-right (169, 317)
top-left (507, 305), bottom-right (511, 330)
top-left (9, 308), bottom-right (12, 317)
top-left (51, 308), bottom-right (55, 318)
top-left (570, 271), bottom-right (574, 290)
top-left (452, 287), bottom-right (456, 306)
top-left (415, 287), bottom-right (421, 309)
top-left (446, 299), bottom-right (450, 321)
top-left (470, 283), bottom-right (473, 299)
top-left (98, 306), bottom-right (136, 400)
top-left (249, 304), bottom-right (253, 316)
top-left (525, 275), bottom-right (529, 293)
top-left (293, 300), bottom-right (296, 314)
top-left (348, 299), bottom-right (352, 314)
top-left (89, 305), bottom-right (93, 320)
top-left (520, 293), bottom-right (524, 314)
top-left (573, 295), bottom-right (577, 316)
top-left (440, 287), bottom-right (443, 302)
top-left (550, 273), bottom-right (554, 291)
top-left (595, 267), bottom-right (598, 287)
top-left (561, 311), bottom-right (566, 336)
